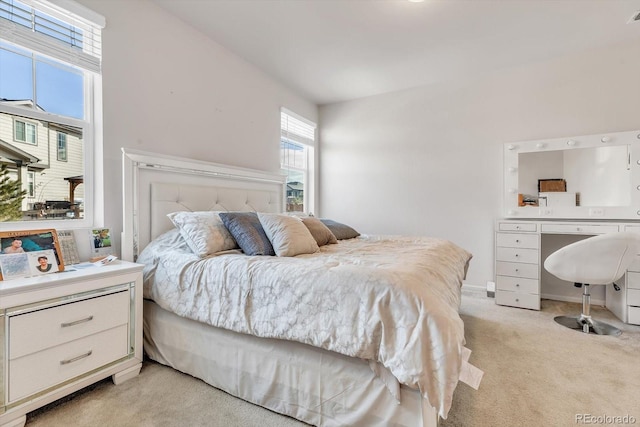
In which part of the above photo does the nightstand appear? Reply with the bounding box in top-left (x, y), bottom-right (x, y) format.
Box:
top-left (0, 261), bottom-right (144, 427)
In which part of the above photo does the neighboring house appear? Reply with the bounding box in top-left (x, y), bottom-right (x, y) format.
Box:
top-left (0, 99), bottom-right (84, 217)
top-left (286, 181), bottom-right (304, 211)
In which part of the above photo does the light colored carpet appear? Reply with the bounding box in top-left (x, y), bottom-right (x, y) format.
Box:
top-left (26, 292), bottom-right (640, 427)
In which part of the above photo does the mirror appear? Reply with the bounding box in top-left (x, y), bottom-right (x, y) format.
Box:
top-left (504, 130), bottom-right (640, 219)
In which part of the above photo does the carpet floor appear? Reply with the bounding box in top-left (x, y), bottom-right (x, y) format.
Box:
top-left (25, 292), bottom-right (640, 427)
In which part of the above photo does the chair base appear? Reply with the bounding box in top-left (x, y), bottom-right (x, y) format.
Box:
top-left (554, 315), bottom-right (621, 336)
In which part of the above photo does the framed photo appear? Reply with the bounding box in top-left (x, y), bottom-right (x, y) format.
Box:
top-left (0, 229), bottom-right (64, 280)
top-left (91, 228), bottom-right (113, 259)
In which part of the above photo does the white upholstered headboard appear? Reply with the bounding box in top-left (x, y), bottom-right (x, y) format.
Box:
top-left (122, 148), bottom-right (286, 262)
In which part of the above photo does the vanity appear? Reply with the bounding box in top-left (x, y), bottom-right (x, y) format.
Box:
top-left (496, 129), bottom-right (640, 325)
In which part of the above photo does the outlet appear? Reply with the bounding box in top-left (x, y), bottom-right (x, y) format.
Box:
top-left (539, 208), bottom-right (553, 216)
top-left (589, 208), bottom-right (604, 217)
top-left (486, 281), bottom-right (496, 298)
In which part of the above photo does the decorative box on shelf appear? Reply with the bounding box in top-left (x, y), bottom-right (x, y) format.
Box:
top-left (0, 261), bottom-right (144, 427)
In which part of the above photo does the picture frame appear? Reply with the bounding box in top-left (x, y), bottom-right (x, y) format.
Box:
top-left (91, 228), bottom-right (113, 261)
top-left (0, 229), bottom-right (65, 280)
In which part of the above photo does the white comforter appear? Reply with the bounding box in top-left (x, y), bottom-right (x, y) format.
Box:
top-left (138, 230), bottom-right (472, 418)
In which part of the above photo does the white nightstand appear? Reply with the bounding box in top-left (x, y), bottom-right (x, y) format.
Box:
top-left (0, 261), bottom-right (144, 427)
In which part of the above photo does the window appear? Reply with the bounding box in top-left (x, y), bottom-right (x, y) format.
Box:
top-left (57, 132), bottom-right (67, 161)
top-left (27, 171), bottom-right (35, 197)
top-left (280, 109), bottom-right (316, 213)
top-left (14, 119), bottom-right (36, 144)
top-left (0, 0), bottom-right (104, 225)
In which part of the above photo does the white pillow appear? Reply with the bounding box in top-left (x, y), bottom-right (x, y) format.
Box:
top-left (257, 212), bottom-right (319, 257)
top-left (167, 211), bottom-right (237, 257)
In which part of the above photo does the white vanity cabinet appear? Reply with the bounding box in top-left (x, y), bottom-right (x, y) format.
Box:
top-left (495, 222), bottom-right (541, 310)
top-left (496, 219), bottom-right (640, 325)
top-left (0, 261), bottom-right (144, 427)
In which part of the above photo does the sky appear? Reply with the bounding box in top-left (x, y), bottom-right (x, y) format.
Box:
top-left (0, 42), bottom-right (84, 120)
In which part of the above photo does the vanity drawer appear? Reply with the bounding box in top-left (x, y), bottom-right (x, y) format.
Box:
top-left (496, 247), bottom-right (538, 264)
top-left (627, 289), bottom-right (640, 306)
top-left (627, 257), bottom-right (640, 273)
top-left (496, 276), bottom-right (539, 294)
top-left (498, 222), bottom-right (537, 232)
top-left (627, 272), bottom-right (640, 290)
top-left (496, 261), bottom-right (539, 280)
top-left (496, 233), bottom-right (539, 249)
top-left (9, 290), bottom-right (130, 360)
top-left (540, 224), bottom-right (619, 235)
top-left (628, 306), bottom-right (640, 325)
top-left (496, 290), bottom-right (540, 310)
top-left (8, 324), bottom-right (129, 402)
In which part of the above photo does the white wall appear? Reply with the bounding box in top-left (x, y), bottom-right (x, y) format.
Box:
top-left (319, 39), bottom-right (640, 286)
top-left (76, 0), bottom-right (317, 255)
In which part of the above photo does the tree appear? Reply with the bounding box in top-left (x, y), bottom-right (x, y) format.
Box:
top-left (0, 164), bottom-right (26, 221)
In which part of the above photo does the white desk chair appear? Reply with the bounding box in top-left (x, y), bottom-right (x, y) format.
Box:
top-left (543, 232), bottom-right (640, 335)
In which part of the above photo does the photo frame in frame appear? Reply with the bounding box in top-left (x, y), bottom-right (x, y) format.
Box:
top-left (0, 229), bottom-right (65, 280)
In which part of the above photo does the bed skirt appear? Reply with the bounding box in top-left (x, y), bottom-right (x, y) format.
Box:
top-left (143, 300), bottom-right (438, 427)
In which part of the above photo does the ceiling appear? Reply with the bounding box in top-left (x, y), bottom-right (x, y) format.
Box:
top-left (152, 0), bottom-right (640, 105)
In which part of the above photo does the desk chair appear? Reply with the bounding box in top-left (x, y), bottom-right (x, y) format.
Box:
top-left (543, 232), bottom-right (640, 335)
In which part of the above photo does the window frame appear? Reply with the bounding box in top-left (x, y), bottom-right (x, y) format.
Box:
top-left (26, 170), bottom-right (35, 198)
top-left (13, 118), bottom-right (37, 144)
top-left (57, 131), bottom-right (67, 161)
top-left (0, 0), bottom-right (104, 230)
top-left (280, 108), bottom-right (316, 215)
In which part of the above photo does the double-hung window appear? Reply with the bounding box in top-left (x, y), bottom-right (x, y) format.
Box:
top-left (57, 132), bottom-right (67, 161)
top-left (0, 0), bottom-right (104, 226)
top-left (280, 109), bottom-right (316, 214)
top-left (14, 119), bottom-right (36, 144)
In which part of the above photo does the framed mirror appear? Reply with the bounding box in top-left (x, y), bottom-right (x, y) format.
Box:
top-left (503, 130), bottom-right (640, 219)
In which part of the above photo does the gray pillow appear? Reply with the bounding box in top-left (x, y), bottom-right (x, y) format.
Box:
top-left (301, 217), bottom-right (338, 246)
top-left (219, 212), bottom-right (275, 256)
top-left (319, 219), bottom-right (360, 240)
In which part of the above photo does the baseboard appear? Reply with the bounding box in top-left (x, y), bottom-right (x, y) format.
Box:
top-left (462, 283), bottom-right (486, 293)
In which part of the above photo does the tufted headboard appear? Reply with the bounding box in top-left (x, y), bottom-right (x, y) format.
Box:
top-left (122, 148), bottom-right (285, 262)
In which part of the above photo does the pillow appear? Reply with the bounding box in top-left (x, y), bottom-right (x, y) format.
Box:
top-left (167, 211), bottom-right (237, 257)
top-left (219, 212), bottom-right (275, 256)
top-left (319, 219), bottom-right (361, 240)
top-left (301, 217), bottom-right (338, 246)
top-left (258, 213), bottom-right (319, 257)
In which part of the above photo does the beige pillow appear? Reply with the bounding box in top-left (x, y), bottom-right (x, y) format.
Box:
top-left (257, 213), bottom-right (319, 257)
top-left (301, 217), bottom-right (338, 246)
top-left (167, 211), bottom-right (237, 257)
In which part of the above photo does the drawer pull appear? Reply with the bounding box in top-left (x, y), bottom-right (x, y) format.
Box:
top-left (515, 239), bottom-right (520, 243)
top-left (516, 283), bottom-right (520, 287)
top-left (61, 315), bottom-right (94, 328)
top-left (515, 254), bottom-right (520, 257)
top-left (60, 350), bottom-right (93, 365)
top-left (515, 299), bottom-right (519, 302)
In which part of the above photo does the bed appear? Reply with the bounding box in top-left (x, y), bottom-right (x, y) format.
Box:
top-left (121, 148), bottom-right (473, 427)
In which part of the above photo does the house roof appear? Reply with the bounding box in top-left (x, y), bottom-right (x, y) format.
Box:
top-left (0, 138), bottom-right (40, 165)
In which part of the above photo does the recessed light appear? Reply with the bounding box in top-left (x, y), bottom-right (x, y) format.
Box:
top-left (408, 0), bottom-right (425, 3)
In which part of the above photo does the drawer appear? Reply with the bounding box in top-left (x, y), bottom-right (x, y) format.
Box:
top-left (496, 276), bottom-right (539, 294)
top-left (498, 222), bottom-right (537, 232)
top-left (627, 257), bottom-right (640, 273)
top-left (8, 324), bottom-right (129, 402)
top-left (540, 224), bottom-right (619, 234)
top-left (496, 290), bottom-right (540, 310)
top-left (496, 261), bottom-right (539, 279)
top-left (627, 272), bottom-right (640, 290)
top-left (9, 290), bottom-right (130, 360)
top-left (627, 289), bottom-right (640, 306)
top-left (496, 233), bottom-right (539, 249)
top-left (496, 247), bottom-right (538, 264)
top-left (629, 306), bottom-right (640, 325)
